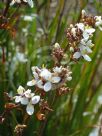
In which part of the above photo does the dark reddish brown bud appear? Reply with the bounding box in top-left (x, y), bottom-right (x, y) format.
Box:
top-left (52, 43), bottom-right (64, 64)
top-left (81, 10), bottom-right (96, 27)
top-left (66, 26), bottom-right (83, 45)
top-left (5, 103), bottom-right (18, 110)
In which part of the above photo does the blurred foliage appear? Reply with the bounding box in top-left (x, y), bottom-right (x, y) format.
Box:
top-left (0, 0), bottom-right (102, 136)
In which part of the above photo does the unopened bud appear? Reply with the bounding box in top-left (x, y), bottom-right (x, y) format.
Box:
top-left (70, 47), bottom-right (74, 52)
top-left (67, 76), bottom-right (72, 81)
top-left (82, 10), bottom-right (86, 18)
top-left (70, 24), bottom-right (73, 28)
top-left (54, 43), bottom-right (60, 48)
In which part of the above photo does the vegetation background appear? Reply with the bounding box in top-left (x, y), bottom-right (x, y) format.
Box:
top-left (0, 0), bottom-right (102, 136)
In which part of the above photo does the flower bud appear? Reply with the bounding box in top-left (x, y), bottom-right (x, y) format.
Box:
top-left (70, 47), bottom-right (74, 52)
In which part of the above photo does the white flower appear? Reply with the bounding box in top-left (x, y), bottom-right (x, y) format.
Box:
top-left (73, 22), bottom-right (95, 61)
top-left (27, 66), bottom-right (72, 92)
top-left (15, 86), bottom-right (29, 105)
top-left (23, 15), bottom-right (33, 21)
top-left (73, 44), bottom-right (92, 61)
top-left (24, 89), bottom-right (34, 98)
top-left (27, 67), bottom-right (62, 92)
top-left (76, 23), bottom-right (95, 40)
top-left (10, 0), bottom-right (34, 8)
top-left (53, 66), bottom-right (62, 73)
top-left (84, 27), bottom-right (95, 40)
top-left (76, 23), bottom-right (84, 31)
top-left (95, 16), bottom-right (102, 31)
top-left (14, 86), bottom-right (40, 115)
top-left (40, 69), bottom-right (52, 80)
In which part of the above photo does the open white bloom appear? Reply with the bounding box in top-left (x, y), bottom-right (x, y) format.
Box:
top-left (10, 0), bottom-right (34, 8)
top-left (71, 23), bottom-right (95, 61)
top-left (15, 86), bottom-right (29, 105)
top-left (76, 23), bottom-right (95, 40)
top-left (73, 39), bottom-right (93, 61)
top-left (95, 16), bottom-right (102, 31)
top-left (27, 68), bottom-right (61, 92)
top-left (14, 86), bottom-right (40, 115)
top-left (27, 66), bottom-right (72, 92)
top-left (53, 66), bottom-right (62, 73)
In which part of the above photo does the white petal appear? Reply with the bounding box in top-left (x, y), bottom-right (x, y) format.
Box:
top-left (31, 96), bottom-right (40, 104)
top-left (53, 66), bottom-right (62, 73)
top-left (17, 86), bottom-right (25, 95)
top-left (27, 80), bottom-right (36, 86)
top-left (86, 40), bottom-right (94, 48)
top-left (44, 82), bottom-right (52, 92)
top-left (86, 46), bottom-right (92, 53)
top-left (86, 28), bottom-right (95, 34)
top-left (10, 0), bottom-right (16, 6)
top-left (33, 72), bottom-right (39, 80)
top-left (73, 52), bottom-right (81, 59)
top-left (26, 0), bottom-right (34, 8)
top-left (95, 21), bottom-right (101, 26)
top-left (83, 54), bottom-right (92, 61)
top-left (80, 39), bottom-right (86, 45)
top-left (40, 69), bottom-right (52, 80)
top-left (76, 23), bottom-right (84, 31)
top-left (79, 45), bottom-right (86, 51)
top-left (51, 77), bottom-right (61, 83)
top-left (21, 97), bottom-right (29, 105)
top-left (83, 31), bottom-right (89, 40)
top-left (86, 40), bottom-right (92, 46)
top-left (24, 89), bottom-right (34, 98)
top-left (15, 96), bottom-right (21, 103)
top-left (37, 80), bottom-right (43, 89)
top-left (26, 104), bottom-right (34, 115)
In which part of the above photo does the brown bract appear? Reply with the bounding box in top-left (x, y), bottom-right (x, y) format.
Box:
top-left (14, 124), bottom-right (27, 136)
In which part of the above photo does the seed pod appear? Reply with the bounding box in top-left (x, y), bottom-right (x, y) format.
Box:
top-left (5, 103), bottom-right (18, 110)
top-left (36, 112), bottom-right (46, 121)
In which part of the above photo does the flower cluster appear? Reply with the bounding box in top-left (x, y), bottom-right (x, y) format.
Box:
top-left (10, 0), bottom-right (34, 8)
top-left (14, 86), bottom-right (40, 115)
top-left (66, 10), bottom-right (102, 61)
top-left (4, 10), bottom-right (102, 118)
top-left (27, 66), bottom-right (72, 92)
top-left (12, 64), bottom-right (72, 116)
